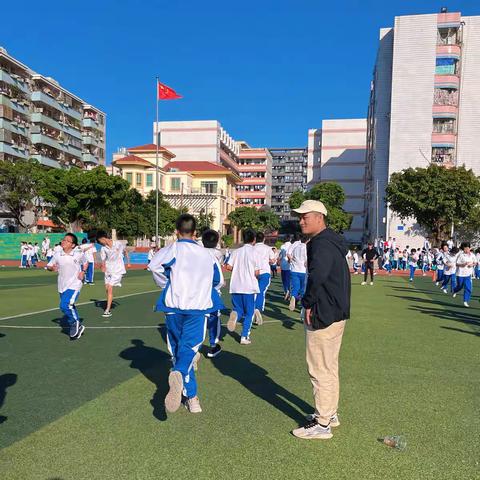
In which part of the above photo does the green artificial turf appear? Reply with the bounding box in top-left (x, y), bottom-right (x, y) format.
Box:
top-left (0, 269), bottom-right (479, 479)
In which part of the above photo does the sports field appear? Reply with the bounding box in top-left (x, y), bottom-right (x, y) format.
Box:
top-left (0, 268), bottom-right (479, 480)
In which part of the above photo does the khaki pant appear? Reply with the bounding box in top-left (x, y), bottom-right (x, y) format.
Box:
top-left (305, 320), bottom-right (346, 426)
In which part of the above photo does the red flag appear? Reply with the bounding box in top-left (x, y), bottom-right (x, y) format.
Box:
top-left (157, 81), bottom-right (182, 100)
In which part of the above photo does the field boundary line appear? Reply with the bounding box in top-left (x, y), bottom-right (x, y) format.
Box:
top-left (0, 289), bottom-right (159, 322)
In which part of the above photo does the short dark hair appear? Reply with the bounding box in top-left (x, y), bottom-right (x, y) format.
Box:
top-left (441, 242), bottom-right (448, 249)
top-left (202, 229), bottom-right (219, 248)
top-left (256, 232), bottom-right (265, 243)
top-left (411, 248), bottom-right (416, 253)
top-left (82, 238), bottom-right (88, 244)
top-left (242, 228), bottom-right (256, 244)
top-left (96, 230), bottom-right (110, 241)
top-left (65, 233), bottom-right (78, 246)
top-left (176, 214), bottom-right (196, 235)
top-left (461, 241), bottom-right (471, 249)
top-left (451, 246), bottom-right (459, 255)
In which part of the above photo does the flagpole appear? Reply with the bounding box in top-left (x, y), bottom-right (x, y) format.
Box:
top-left (155, 76), bottom-right (159, 247)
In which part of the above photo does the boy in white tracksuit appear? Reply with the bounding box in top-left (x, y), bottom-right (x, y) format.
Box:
top-left (201, 229), bottom-right (225, 359)
top-left (453, 242), bottom-right (477, 308)
top-left (226, 229), bottom-right (260, 345)
top-left (149, 215), bottom-right (224, 414)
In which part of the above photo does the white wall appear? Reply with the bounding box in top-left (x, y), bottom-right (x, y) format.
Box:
top-left (457, 16), bottom-right (480, 172)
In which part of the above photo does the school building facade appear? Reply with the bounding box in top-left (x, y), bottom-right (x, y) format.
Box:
top-left (364, 10), bottom-right (480, 247)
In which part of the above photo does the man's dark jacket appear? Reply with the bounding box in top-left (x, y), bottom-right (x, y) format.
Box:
top-left (301, 228), bottom-right (351, 329)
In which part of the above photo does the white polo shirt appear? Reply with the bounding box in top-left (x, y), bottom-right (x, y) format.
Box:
top-left (254, 242), bottom-right (275, 275)
top-left (444, 253), bottom-right (458, 275)
top-left (456, 252), bottom-right (477, 277)
top-left (100, 241), bottom-right (126, 275)
top-left (79, 243), bottom-right (96, 263)
top-left (47, 249), bottom-right (86, 293)
top-left (290, 242), bottom-right (307, 273)
top-left (227, 244), bottom-right (260, 294)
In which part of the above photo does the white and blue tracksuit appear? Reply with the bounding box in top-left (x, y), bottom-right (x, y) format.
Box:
top-left (255, 273), bottom-right (271, 311)
top-left (59, 289), bottom-right (81, 325)
top-left (253, 242), bottom-right (275, 312)
top-left (149, 239), bottom-right (224, 398)
top-left (453, 252), bottom-right (477, 303)
top-left (289, 242), bottom-right (307, 300)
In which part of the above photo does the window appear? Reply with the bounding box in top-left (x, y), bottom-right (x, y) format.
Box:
top-left (170, 177), bottom-right (181, 191)
top-left (433, 118), bottom-right (455, 133)
top-left (201, 181), bottom-right (218, 193)
top-left (136, 173), bottom-right (142, 187)
top-left (146, 173), bottom-right (153, 187)
top-left (126, 172), bottom-right (132, 184)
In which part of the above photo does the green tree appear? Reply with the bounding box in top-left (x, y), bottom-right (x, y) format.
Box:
top-left (41, 166), bottom-right (131, 231)
top-left (195, 210), bottom-right (215, 232)
top-left (288, 183), bottom-right (352, 233)
top-left (144, 190), bottom-right (180, 237)
top-left (221, 234), bottom-right (234, 248)
top-left (288, 190), bottom-right (305, 209)
top-left (0, 159), bottom-right (47, 231)
top-left (386, 165), bottom-right (480, 245)
top-left (228, 206), bottom-right (279, 232)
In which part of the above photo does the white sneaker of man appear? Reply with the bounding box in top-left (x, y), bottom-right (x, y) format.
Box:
top-left (227, 311), bottom-right (237, 332)
top-left (292, 420), bottom-right (333, 440)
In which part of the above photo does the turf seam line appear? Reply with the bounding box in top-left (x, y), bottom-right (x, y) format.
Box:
top-left (0, 289), bottom-right (159, 321)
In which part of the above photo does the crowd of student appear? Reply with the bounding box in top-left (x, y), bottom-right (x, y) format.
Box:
top-left (346, 236), bottom-right (480, 308)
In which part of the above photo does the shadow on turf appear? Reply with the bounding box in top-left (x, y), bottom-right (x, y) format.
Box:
top-left (90, 299), bottom-right (119, 311)
top-left (211, 351), bottom-right (311, 424)
top-left (0, 333), bottom-right (18, 425)
top-left (119, 339), bottom-right (171, 422)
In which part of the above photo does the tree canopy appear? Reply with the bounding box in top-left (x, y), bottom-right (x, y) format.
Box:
top-left (228, 206), bottom-right (280, 232)
top-left (385, 165), bottom-right (480, 245)
top-left (0, 159), bottom-right (46, 230)
top-left (288, 182), bottom-right (352, 233)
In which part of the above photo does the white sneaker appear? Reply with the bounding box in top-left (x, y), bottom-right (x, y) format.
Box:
top-left (289, 296), bottom-right (296, 311)
top-left (292, 420), bottom-right (333, 439)
top-left (284, 291), bottom-right (290, 301)
top-left (254, 309), bottom-right (263, 326)
top-left (185, 396), bottom-right (202, 413)
top-left (453, 293), bottom-right (457, 298)
top-left (305, 413), bottom-right (340, 427)
top-left (442, 288), bottom-right (448, 294)
top-left (361, 281), bottom-right (366, 285)
top-left (164, 371), bottom-right (183, 413)
top-left (464, 302), bottom-right (470, 308)
top-left (370, 282), bottom-right (374, 286)
top-left (102, 310), bottom-right (112, 317)
top-left (227, 311), bottom-right (238, 332)
top-left (240, 336), bottom-right (251, 345)
top-left (435, 282), bottom-right (439, 286)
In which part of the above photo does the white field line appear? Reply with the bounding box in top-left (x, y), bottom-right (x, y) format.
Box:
top-left (0, 289), bottom-right (159, 322)
top-left (0, 318), bottom-right (295, 330)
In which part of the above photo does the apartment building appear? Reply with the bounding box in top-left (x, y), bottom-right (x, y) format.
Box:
top-left (236, 143), bottom-right (272, 208)
top-left (365, 10), bottom-right (480, 246)
top-left (0, 47), bottom-right (105, 168)
top-left (269, 148), bottom-right (308, 221)
top-left (307, 119), bottom-right (367, 243)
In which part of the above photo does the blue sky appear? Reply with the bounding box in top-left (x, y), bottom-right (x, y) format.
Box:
top-left (1, 0), bottom-right (477, 161)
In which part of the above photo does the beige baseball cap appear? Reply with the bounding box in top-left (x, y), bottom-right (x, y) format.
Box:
top-left (292, 200), bottom-right (328, 216)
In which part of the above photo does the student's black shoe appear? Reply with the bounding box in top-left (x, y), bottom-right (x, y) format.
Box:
top-left (207, 344), bottom-right (222, 358)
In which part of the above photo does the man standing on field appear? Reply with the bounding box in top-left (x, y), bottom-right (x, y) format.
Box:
top-left (290, 200), bottom-right (351, 440)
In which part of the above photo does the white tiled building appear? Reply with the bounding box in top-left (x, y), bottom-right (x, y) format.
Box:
top-left (365, 10), bottom-right (480, 247)
top-left (308, 119), bottom-right (367, 243)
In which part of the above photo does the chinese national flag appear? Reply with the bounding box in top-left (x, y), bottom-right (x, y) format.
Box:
top-left (157, 81), bottom-right (182, 100)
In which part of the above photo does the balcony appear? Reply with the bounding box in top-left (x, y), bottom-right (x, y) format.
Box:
top-left (0, 141), bottom-right (28, 159)
top-left (0, 118), bottom-right (29, 136)
top-left (0, 70), bottom-right (30, 93)
top-left (82, 153), bottom-right (99, 165)
top-left (0, 94), bottom-right (29, 115)
top-left (82, 134), bottom-right (102, 147)
top-left (432, 133), bottom-right (456, 146)
top-left (31, 154), bottom-right (61, 168)
top-left (434, 74), bottom-right (460, 89)
top-left (62, 123), bottom-right (83, 140)
top-left (31, 112), bottom-right (62, 131)
top-left (237, 163), bottom-right (267, 172)
top-left (433, 89), bottom-right (458, 107)
top-left (236, 190), bottom-right (266, 199)
top-left (436, 44), bottom-right (461, 58)
top-left (432, 104), bottom-right (457, 117)
top-left (83, 118), bottom-right (103, 131)
top-left (60, 103), bottom-right (82, 121)
top-left (31, 91), bottom-right (64, 113)
top-left (31, 133), bottom-right (61, 150)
